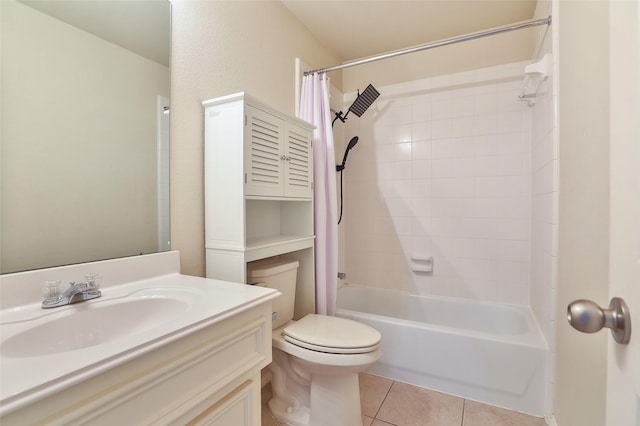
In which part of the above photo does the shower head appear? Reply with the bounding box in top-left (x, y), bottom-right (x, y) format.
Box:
top-left (336, 136), bottom-right (359, 172)
top-left (348, 84), bottom-right (380, 117)
top-left (331, 84), bottom-right (380, 127)
top-left (346, 135), bottom-right (359, 151)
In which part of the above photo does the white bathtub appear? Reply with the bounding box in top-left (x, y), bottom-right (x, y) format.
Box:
top-left (336, 285), bottom-right (548, 416)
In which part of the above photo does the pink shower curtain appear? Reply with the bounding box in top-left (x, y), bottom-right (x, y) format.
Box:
top-left (298, 73), bottom-right (338, 316)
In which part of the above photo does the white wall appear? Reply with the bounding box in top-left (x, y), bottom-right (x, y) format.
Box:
top-left (170, 0), bottom-right (341, 276)
top-left (1, 0), bottom-right (169, 273)
top-left (342, 62), bottom-right (534, 304)
top-left (341, 24), bottom-right (537, 93)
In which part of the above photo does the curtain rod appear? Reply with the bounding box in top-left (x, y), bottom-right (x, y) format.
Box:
top-left (304, 16), bottom-right (552, 76)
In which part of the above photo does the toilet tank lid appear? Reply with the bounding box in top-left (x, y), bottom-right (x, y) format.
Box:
top-left (247, 257), bottom-right (299, 278)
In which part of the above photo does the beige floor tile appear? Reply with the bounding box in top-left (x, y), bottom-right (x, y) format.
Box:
top-left (261, 383), bottom-right (280, 426)
top-left (261, 407), bottom-right (279, 426)
top-left (359, 373), bottom-right (394, 417)
top-left (262, 380), bottom-right (382, 426)
top-left (363, 415), bottom-right (375, 426)
top-left (462, 400), bottom-right (546, 426)
top-left (376, 382), bottom-right (464, 426)
top-left (371, 419), bottom-right (397, 426)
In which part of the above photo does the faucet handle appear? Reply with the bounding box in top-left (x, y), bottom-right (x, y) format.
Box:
top-left (42, 280), bottom-right (62, 299)
top-left (84, 273), bottom-right (101, 290)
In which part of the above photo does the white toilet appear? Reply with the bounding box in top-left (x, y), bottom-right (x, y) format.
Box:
top-left (247, 256), bottom-right (381, 426)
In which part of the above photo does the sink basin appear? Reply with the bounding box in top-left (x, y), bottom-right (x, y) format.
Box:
top-left (2, 295), bottom-right (191, 358)
top-left (0, 253), bottom-right (281, 418)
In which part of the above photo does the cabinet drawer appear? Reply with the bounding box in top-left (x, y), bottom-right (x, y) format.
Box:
top-left (185, 378), bottom-right (260, 426)
top-left (144, 315), bottom-right (269, 424)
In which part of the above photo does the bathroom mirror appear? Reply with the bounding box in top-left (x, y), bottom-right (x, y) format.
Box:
top-left (1, 0), bottom-right (171, 274)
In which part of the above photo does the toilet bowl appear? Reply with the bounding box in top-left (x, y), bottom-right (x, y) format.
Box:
top-left (247, 257), bottom-right (382, 426)
top-left (270, 315), bottom-right (381, 426)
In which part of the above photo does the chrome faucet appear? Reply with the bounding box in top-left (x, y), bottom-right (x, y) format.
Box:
top-left (42, 274), bottom-right (102, 309)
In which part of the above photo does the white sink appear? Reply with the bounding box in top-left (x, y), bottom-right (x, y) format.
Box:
top-left (2, 294), bottom-right (192, 357)
top-left (0, 251), bottom-right (279, 417)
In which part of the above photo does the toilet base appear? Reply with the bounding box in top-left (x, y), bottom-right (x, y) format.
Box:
top-left (310, 372), bottom-right (363, 426)
top-left (269, 319), bottom-right (380, 426)
top-left (268, 397), bottom-right (310, 426)
top-left (268, 372), bottom-right (363, 426)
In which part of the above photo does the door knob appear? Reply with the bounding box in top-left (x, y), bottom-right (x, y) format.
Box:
top-left (567, 297), bottom-right (631, 344)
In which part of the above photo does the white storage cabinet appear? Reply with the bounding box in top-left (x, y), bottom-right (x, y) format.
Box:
top-left (203, 93), bottom-right (316, 319)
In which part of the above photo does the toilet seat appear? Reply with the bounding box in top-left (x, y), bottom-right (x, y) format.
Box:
top-left (283, 314), bottom-right (381, 354)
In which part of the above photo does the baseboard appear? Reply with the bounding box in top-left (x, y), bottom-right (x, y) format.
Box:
top-left (546, 413), bottom-right (558, 426)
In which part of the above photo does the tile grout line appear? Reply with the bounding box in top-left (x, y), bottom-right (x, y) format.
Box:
top-left (373, 379), bottom-right (397, 423)
top-left (460, 398), bottom-right (467, 426)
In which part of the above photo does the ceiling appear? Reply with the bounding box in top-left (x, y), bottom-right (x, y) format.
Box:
top-left (17, 0), bottom-right (538, 80)
top-left (280, 0), bottom-right (538, 63)
top-left (17, 0), bottom-right (170, 66)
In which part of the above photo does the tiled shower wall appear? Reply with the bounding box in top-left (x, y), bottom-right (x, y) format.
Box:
top-left (342, 61), bottom-right (534, 304)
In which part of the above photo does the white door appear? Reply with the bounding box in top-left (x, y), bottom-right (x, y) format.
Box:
top-left (606, 0), bottom-right (640, 424)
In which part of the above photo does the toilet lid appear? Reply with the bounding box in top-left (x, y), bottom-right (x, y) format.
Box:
top-left (283, 314), bottom-right (381, 354)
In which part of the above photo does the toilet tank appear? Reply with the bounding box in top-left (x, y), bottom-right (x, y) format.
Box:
top-left (247, 256), bottom-right (299, 329)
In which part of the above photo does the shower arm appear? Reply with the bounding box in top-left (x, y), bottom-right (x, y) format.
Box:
top-left (332, 109), bottom-right (351, 127)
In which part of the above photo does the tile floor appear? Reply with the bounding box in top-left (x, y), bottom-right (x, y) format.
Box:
top-left (261, 372), bottom-right (547, 426)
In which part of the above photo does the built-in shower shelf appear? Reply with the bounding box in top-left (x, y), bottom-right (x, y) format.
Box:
top-left (245, 235), bottom-right (315, 262)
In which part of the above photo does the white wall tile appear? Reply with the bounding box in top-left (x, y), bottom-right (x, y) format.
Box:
top-left (431, 138), bottom-right (454, 158)
top-left (393, 161), bottom-right (412, 180)
top-left (412, 215), bottom-right (431, 236)
top-left (453, 136), bottom-right (475, 157)
top-left (453, 116), bottom-right (476, 137)
top-left (412, 122), bottom-right (431, 141)
top-left (452, 95), bottom-right (475, 117)
top-left (393, 123), bottom-right (412, 143)
top-left (394, 103), bottom-right (412, 125)
top-left (432, 177), bottom-right (475, 198)
top-left (431, 158), bottom-right (454, 178)
top-left (411, 159), bottom-right (432, 179)
top-left (394, 142), bottom-right (413, 161)
top-left (412, 140), bottom-right (432, 159)
top-left (411, 179), bottom-right (432, 198)
top-left (431, 93), bottom-right (453, 120)
top-left (473, 156), bottom-right (497, 176)
top-left (474, 113), bottom-right (497, 135)
top-left (342, 61), bottom-right (553, 308)
top-left (432, 119), bottom-right (453, 139)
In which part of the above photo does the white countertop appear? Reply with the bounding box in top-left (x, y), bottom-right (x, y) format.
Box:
top-left (0, 272), bottom-right (278, 415)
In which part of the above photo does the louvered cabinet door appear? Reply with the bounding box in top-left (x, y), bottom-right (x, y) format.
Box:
top-left (283, 122), bottom-right (313, 198)
top-left (244, 106), bottom-right (285, 197)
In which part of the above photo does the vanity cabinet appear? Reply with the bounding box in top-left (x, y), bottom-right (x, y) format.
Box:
top-left (0, 299), bottom-right (273, 426)
top-left (203, 93), bottom-right (316, 319)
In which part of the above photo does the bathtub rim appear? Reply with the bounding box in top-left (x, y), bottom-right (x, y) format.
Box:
top-left (336, 284), bottom-right (548, 350)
